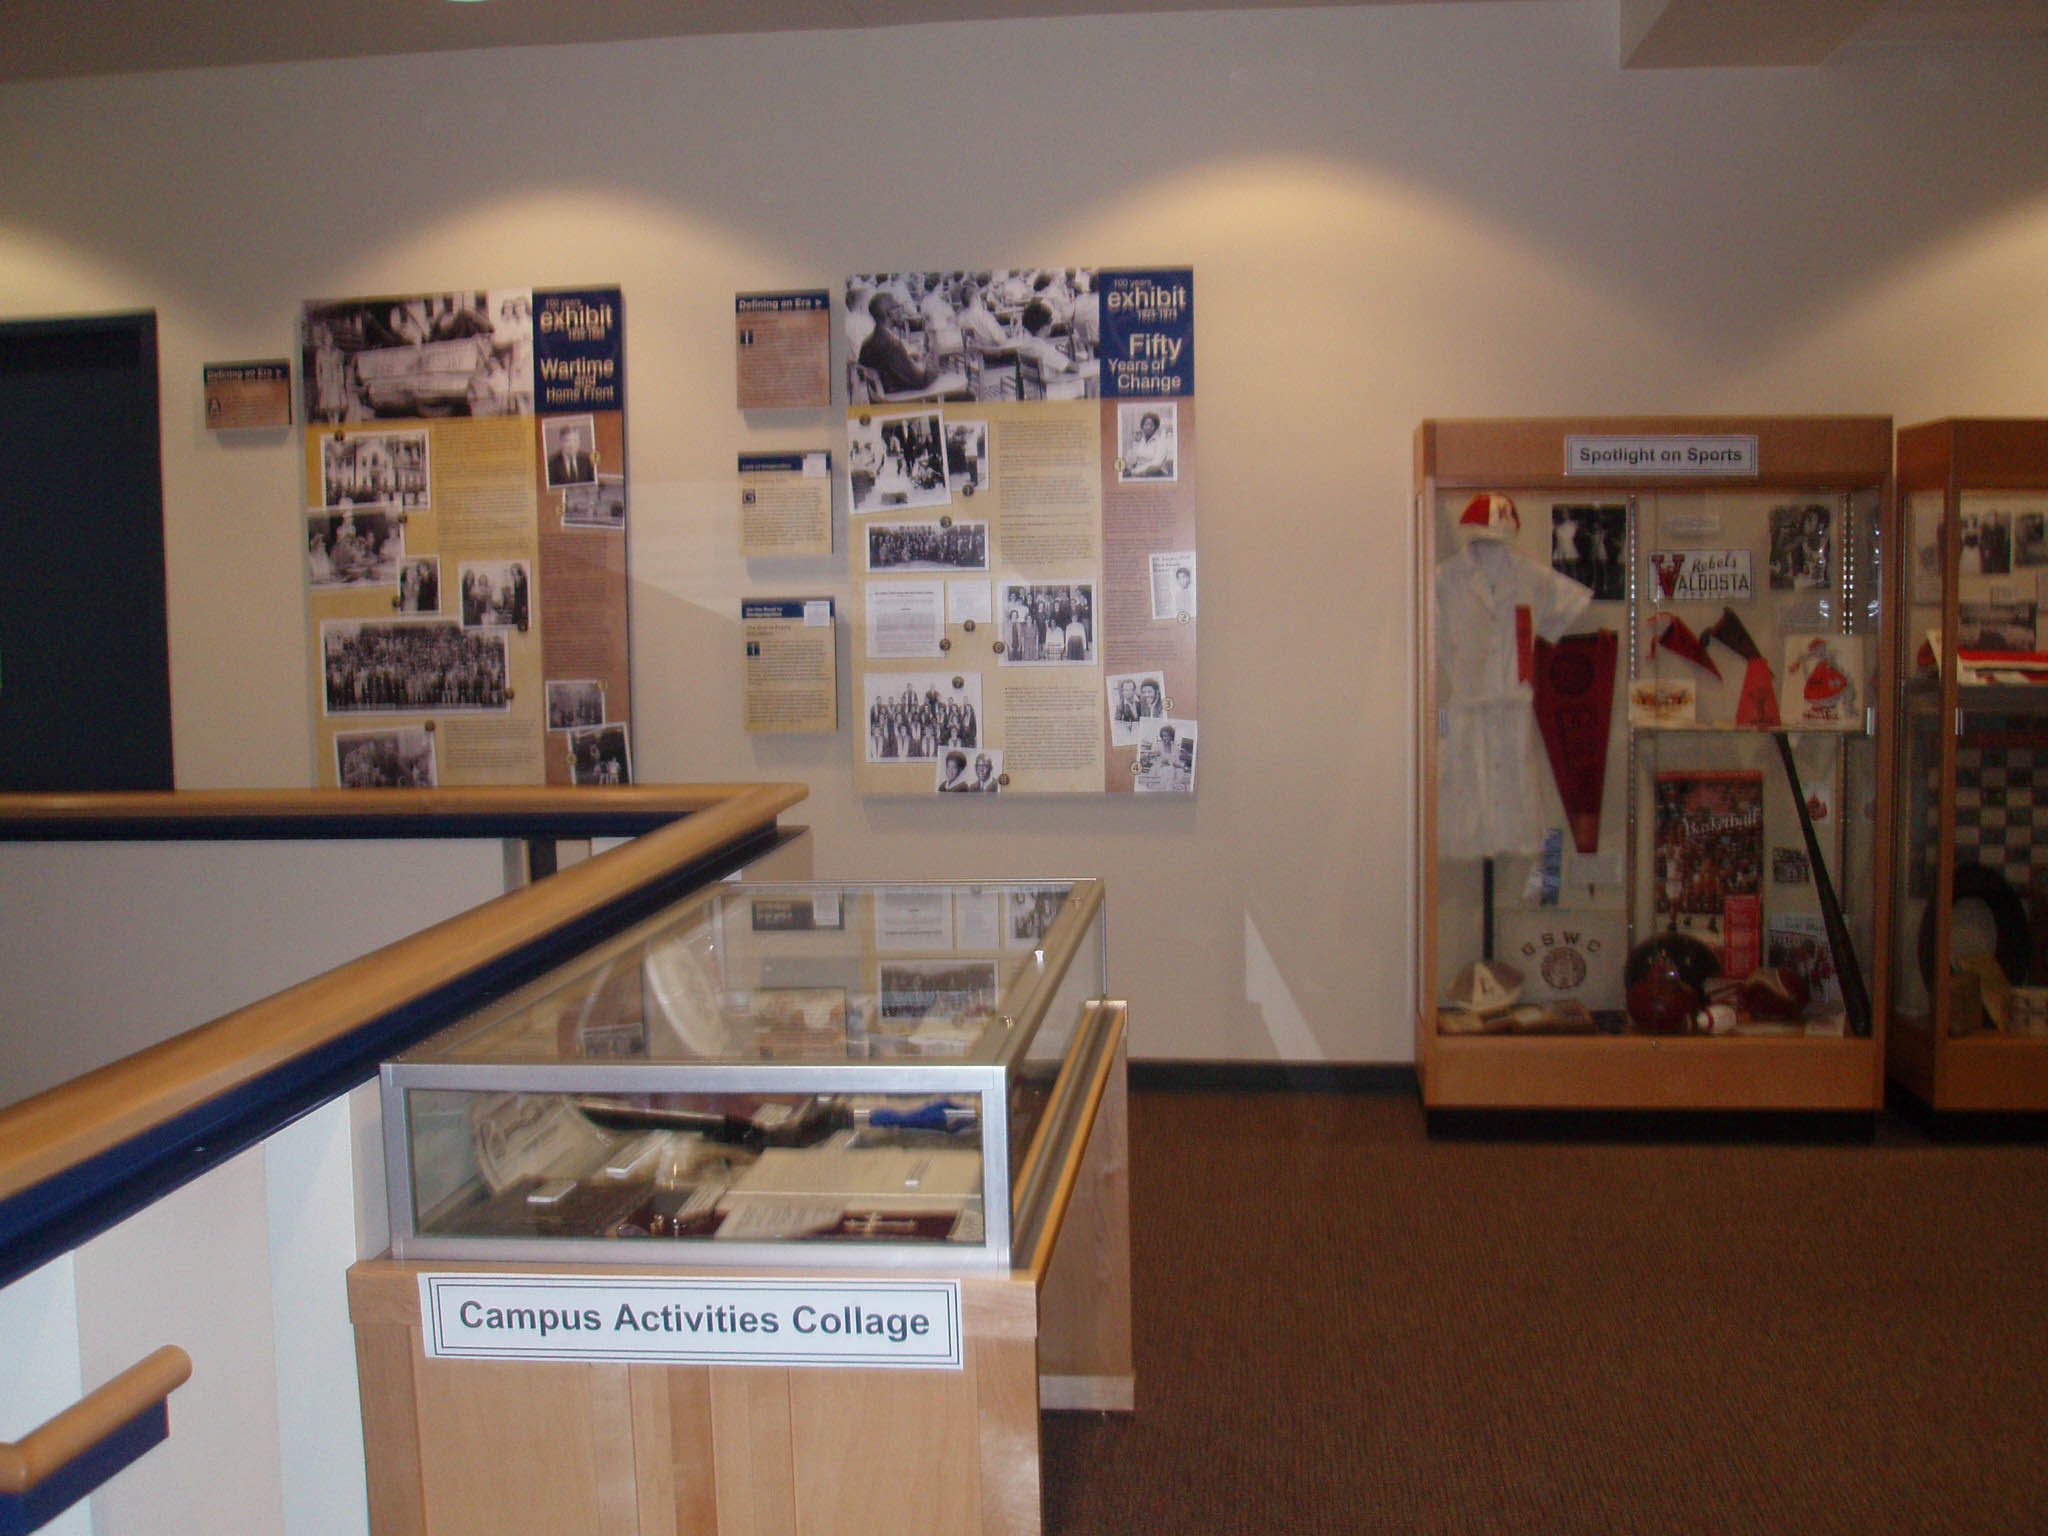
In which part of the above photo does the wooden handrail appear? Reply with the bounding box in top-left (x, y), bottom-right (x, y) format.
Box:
top-left (1015, 1002), bottom-right (1126, 1286)
top-left (0, 1346), bottom-right (191, 1495)
top-left (0, 781), bottom-right (805, 1203)
top-left (0, 785), bottom-right (746, 837)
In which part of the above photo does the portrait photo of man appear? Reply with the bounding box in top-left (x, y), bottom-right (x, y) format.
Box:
top-left (545, 417), bottom-right (598, 487)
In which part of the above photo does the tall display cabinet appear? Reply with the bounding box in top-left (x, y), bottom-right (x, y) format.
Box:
top-left (1415, 417), bottom-right (1895, 1111)
top-left (1889, 419), bottom-right (2048, 1111)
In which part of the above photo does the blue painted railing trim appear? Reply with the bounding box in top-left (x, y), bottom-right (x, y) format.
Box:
top-left (0, 1401), bottom-right (168, 1536)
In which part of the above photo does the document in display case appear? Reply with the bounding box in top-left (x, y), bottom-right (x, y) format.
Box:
top-left (381, 878), bottom-right (1108, 1270)
top-left (1415, 417), bottom-right (1896, 1111)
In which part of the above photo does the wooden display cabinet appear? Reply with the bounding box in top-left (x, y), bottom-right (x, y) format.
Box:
top-left (348, 1022), bottom-right (1130, 1536)
top-left (1888, 419), bottom-right (2048, 1110)
top-left (1415, 417), bottom-right (1895, 1111)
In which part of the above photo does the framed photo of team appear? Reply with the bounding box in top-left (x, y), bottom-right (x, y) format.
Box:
top-left (320, 618), bottom-right (509, 714)
top-left (863, 673), bottom-right (982, 764)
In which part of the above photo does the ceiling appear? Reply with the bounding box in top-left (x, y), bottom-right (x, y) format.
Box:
top-left (4, 0), bottom-right (2042, 84)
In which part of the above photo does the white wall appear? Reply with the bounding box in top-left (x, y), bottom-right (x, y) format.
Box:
top-left (0, 840), bottom-right (509, 1105)
top-left (0, 1091), bottom-right (380, 1536)
top-left (3, 3), bottom-right (2046, 1064)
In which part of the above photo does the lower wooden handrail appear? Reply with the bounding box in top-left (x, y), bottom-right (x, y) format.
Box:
top-left (0, 1346), bottom-right (191, 1495)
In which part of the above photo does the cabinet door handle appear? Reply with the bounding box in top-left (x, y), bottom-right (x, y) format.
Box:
top-left (0, 1345), bottom-right (192, 1500)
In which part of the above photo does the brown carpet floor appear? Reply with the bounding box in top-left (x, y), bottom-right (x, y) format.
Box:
top-left (1040, 1089), bottom-right (2048, 1535)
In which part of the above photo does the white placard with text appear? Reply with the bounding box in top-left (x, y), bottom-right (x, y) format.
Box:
top-left (418, 1273), bottom-right (964, 1369)
top-left (1565, 434), bottom-right (1758, 476)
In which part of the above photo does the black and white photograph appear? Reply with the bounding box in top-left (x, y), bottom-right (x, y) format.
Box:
top-left (1107, 670), bottom-right (1168, 747)
top-left (320, 429), bottom-right (429, 509)
top-left (864, 672), bottom-right (982, 764)
top-left (546, 679), bottom-right (605, 731)
top-left (320, 618), bottom-right (509, 714)
top-left (563, 473), bottom-right (627, 530)
top-left (1134, 716), bottom-right (1197, 794)
top-left (2016, 509), bottom-right (2048, 569)
top-left (1006, 886), bottom-right (1068, 946)
top-left (946, 420), bottom-right (990, 494)
top-left (1769, 504), bottom-right (1833, 590)
top-left (397, 556), bottom-right (440, 613)
top-left (1117, 402), bottom-right (1177, 481)
top-left (1958, 596), bottom-right (2039, 651)
top-left (305, 509), bottom-right (403, 590)
top-left (1149, 552), bottom-right (1198, 620)
top-left (1911, 509), bottom-right (1946, 605)
top-left (568, 722), bottom-right (632, 784)
top-left (1000, 581), bottom-right (1095, 664)
top-left (877, 959), bottom-right (1000, 1024)
top-left (866, 519), bottom-right (988, 573)
top-left (543, 415), bottom-right (598, 487)
top-left (302, 292), bottom-right (531, 423)
top-left (1549, 503), bottom-right (1628, 601)
top-left (847, 410), bottom-right (951, 514)
top-left (334, 725), bottom-right (438, 788)
top-left (935, 749), bottom-right (975, 792)
top-left (459, 560), bottom-right (532, 631)
top-left (935, 748), bottom-right (1002, 793)
top-left (1961, 506), bottom-right (2013, 576)
top-left (845, 270), bottom-right (1099, 405)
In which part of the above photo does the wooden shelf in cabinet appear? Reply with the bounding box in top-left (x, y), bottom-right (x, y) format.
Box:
top-left (1630, 722), bottom-right (1869, 736)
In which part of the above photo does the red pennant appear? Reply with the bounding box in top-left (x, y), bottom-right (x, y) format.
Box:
top-left (1705, 606), bottom-right (1762, 663)
top-left (1735, 654), bottom-right (1781, 727)
top-left (1648, 612), bottom-right (1723, 680)
top-left (1533, 630), bottom-right (1617, 854)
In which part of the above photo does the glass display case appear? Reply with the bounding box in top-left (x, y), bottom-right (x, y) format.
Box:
top-left (1889, 419), bottom-right (2048, 1110)
top-left (1415, 417), bottom-right (1894, 1111)
top-left (381, 878), bottom-right (1108, 1269)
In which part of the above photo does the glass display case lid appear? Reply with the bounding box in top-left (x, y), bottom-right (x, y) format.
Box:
top-left (394, 880), bottom-right (1096, 1068)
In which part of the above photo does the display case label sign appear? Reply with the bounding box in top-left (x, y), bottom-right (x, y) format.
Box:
top-left (1565, 435), bottom-right (1758, 476)
top-left (417, 1273), bottom-right (964, 1370)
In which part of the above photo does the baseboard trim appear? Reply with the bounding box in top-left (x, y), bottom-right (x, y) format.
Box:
top-left (1039, 1374), bottom-right (1136, 1412)
top-left (1128, 1060), bottom-right (1418, 1094)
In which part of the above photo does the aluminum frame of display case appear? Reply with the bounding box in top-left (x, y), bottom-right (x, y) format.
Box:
top-left (1415, 417), bottom-right (1896, 1112)
top-left (1889, 419), bottom-right (2048, 1110)
top-left (380, 878), bottom-right (1107, 1271)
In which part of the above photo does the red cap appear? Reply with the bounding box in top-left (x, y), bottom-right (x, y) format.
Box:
top-left (1457, 492), bottom-right (1519, 538)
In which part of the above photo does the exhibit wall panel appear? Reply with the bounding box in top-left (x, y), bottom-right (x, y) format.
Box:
top-left (2, 5), bottom-right (2047, 1062)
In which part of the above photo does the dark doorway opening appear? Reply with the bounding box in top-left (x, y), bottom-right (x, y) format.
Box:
top-left (0, 311), bottom-right (174, 790)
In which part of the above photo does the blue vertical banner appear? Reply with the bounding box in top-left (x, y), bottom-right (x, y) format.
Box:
top-left (1098, 268), bottom-right (1194, 399)
top-left (534, 288), bottom-right (625, 412)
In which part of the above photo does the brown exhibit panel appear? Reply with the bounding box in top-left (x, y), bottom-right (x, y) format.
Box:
top-left (346, 1029), bottom-right (1132, 1536)
top-left (1887, 419), bottom-right (2048, 1110)
top-left (1414, 417), bottom-right (1897, 1112)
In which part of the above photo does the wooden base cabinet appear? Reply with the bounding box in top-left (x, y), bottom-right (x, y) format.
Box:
top-left (350, 1266), bottom-right (1039, 1536)
top-left (1889, 420), bottom-right (2048, 1110)
top-left (1415, 417), bottom-right (1896, 1112)
top-left (346, 1032), bottom-right (1131, 1536)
